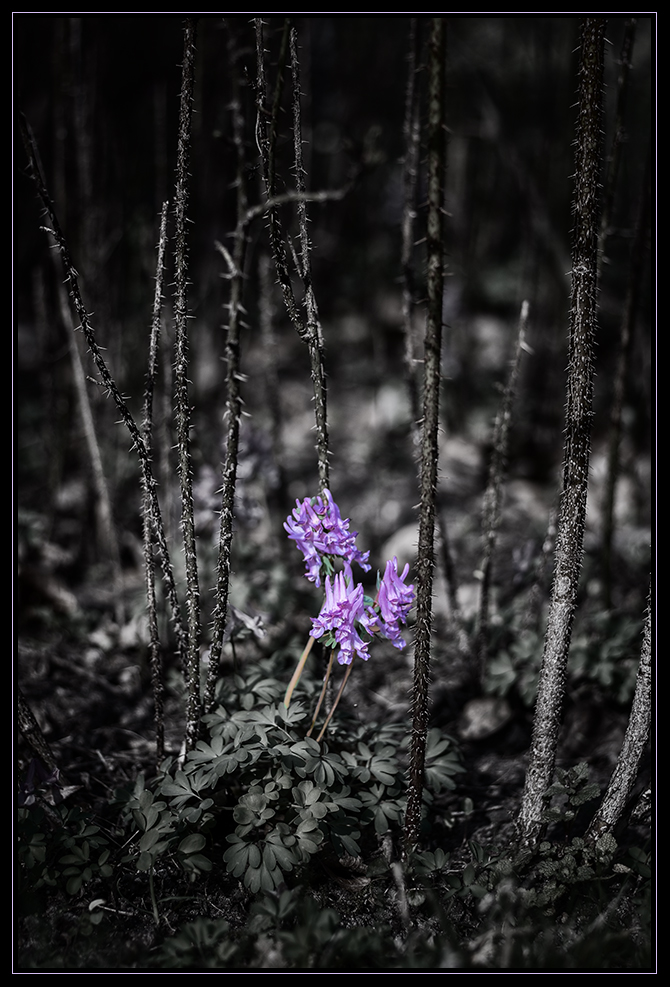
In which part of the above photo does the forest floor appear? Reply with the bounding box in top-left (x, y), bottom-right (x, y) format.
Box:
top-left (16, 305), bottom-right (652, 970)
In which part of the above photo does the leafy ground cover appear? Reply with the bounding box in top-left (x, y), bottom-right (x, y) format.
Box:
top-left (16, 15), bottom-right (652, 971)
top-left (16, 405), bottom-right (652, 968)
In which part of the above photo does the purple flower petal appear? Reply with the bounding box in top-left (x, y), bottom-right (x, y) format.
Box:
top-left (285, 489), bottom-right (371, 584)
top-left (311, 569), bottom-right (371, 664)
top-left (375, 556), bottom-right (415, 649)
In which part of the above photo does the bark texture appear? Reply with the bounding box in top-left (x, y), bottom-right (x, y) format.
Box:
top-left (405, 16), bottom-right (447, 854)
top-left (516, 17), bottom-right (606, 849)
top-left (586, 584), bottom-right (651, 843)
top-left (173, 19), bottom-right (201, 751)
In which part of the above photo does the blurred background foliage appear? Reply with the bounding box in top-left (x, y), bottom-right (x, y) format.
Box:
top-left (14, 20), bottom-right (653, 968)
top-left (15, 15), bottom-right (651, 609)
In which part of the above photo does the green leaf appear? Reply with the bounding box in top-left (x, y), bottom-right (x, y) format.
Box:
top-left (337, 833), bottom-right (361, 857)
top-left (233, 806), bottom-right (255, 825)
top-left (570, 783), bottom-right (600, 806)
top-left (267, 841), bottom-right (297, 871)
top-left (137, 850), bottom-right (154, 872)
top-left (66, 874), bottom-right (83, 895)
top-left (245, 866), bottom-right (261, 894)
top-left (463, 863), bottom-right (476, 886)
top-left (139, 829), bottom-right (162, 852)
top-left (370, 761), bottom-right (397, 787)
top-left (178, 833), bottom-right (206, 855)
top-left (143, 804), bottom-right (160, 830)
top-left (260, 862), bottom-right (278, 893)
top-left (138, 790), bottom-right (154, 812)
top-left (59, 852), bottom-right (85, 866)
top-left (184, 853), bottom-right (212, 872)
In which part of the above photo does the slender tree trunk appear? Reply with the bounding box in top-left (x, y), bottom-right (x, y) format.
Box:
top-left (142, 200), bottom-right (170, 766)
top-left (203, 22), bottom-right (248, 716)
top-left (19, 114), bottom-right (189, 670)
top-left (586, 582), bottom-right (651, 843)
top-left (516, 18), bottom-right (606, 850)
top-left (255, 18), bottom-right (331, 494)
top-left (401, 21), bottom-right (464, 646)
top-left (289, 24), bottom-right (330, 495)
top-left (405, 16), bottom-right (447, 855)
top-left (173, 19), bottom-right (201, 751)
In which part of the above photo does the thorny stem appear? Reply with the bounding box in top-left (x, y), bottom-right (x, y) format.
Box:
top-left (255, 18), bottom-right (330, 494)
top-left (586, 581), bottom-right (651, 843)
top-left (203, 22), bottom-right (249, 717)
top-left (405, 16), bottom-right (447, 856)
top-left (142, 200), bottom-right (170, 766)
top-left (255, 19), bottom-right (303, 336)
top-left (19, 113), bottom-right (189, 670)
top-left (516, 18), bottom-right (606, 850)
top-left (290, 24), bottom-right (330, 493)
top-left (173, 18), bottom-right (201, 751)
top-left (401, 20), bottom-right (463, 648)
top-left (259, 249), bottom-right (288, 509)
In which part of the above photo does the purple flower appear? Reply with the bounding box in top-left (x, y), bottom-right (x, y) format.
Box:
top-left (311, 567), bottom-right (373, 664)
top-left (375, 556), bottom-right (415, 649)
top-left (284, 489), bottom-right (371, 586)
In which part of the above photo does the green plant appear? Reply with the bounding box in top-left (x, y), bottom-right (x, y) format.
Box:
top-left (120, 784), bottom-right (214, 878)
top-left (17, 803), bottom-right (115, 897)
top-left (570, 612), bottom-right (643, 704)
top-left (541, 761), bottom-right (601, 831)
top-left (484, 608), bottom-right (643, 712)
top-left (114, 657), bottom-right (463, 899)
top-left (485, 622), bottom-right (543, 707)
top-left (153, 917), bottom-right (238, 969)
top-left (16, 14), bottom-right (651, 971)
top-left (409, 839), bottom-right (497, 904)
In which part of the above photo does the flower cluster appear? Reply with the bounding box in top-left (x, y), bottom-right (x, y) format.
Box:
top-left (372, 557), bottom-right (415, 650)
top-left (311, 565), bottom-right (376, 665)
top-left (286, 491), bottom-right (414, 666)
top-left (284, 489), bottom-right (371, 586)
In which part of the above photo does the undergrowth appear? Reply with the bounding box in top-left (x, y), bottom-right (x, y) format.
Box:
top-left (17, 654), bottom-right (651, 970)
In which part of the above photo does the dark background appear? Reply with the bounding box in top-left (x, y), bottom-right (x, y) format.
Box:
top-left (15, 15), bottom-right (653, 969)
top-left (15, 10), bottom-right (652, 691)
top-left (15, 11), bottom-right (652, 662)
top-left (15, 16), bottom-right (652, 488)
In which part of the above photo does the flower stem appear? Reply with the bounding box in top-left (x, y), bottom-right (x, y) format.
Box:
top-left (284, 635), bottom-right (316, 707)
top-left (306, 650), bottom-right (335, 737)
top-left (316, 659), bottom-right (355, 742)
top-left (148, 863), bottom-right (160, 926)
